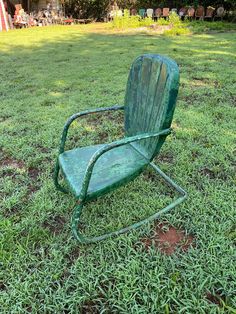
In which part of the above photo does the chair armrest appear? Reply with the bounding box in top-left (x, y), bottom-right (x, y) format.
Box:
top-left (79, 128), bottom-right (171, 200)
top-left (58, 105), bottom-right (124, 154)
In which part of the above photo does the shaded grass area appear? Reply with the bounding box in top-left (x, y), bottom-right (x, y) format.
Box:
top-left (186, 21), bottom-right (236, 34)
top-left (0, 25), bottom-right (236, 313)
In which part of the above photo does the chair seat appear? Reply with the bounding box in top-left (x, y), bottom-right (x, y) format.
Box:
top-left (59, 143), bottom-right (149, 200)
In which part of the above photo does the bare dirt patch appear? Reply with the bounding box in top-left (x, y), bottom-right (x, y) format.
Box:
top-left (0, 115), bottom-right (11, 123)
top-left (158, 152), bottom-right (174, 164)
top-left (199, 167), bottom-right (216, 179)
top-left (28, 167), bottom-right (40, 180)
top-left (0, 154), bottom-right (40, 204)
top-left (37, 145), bottom-right (50, 154)
top-left (3, 205), bottom-right (24, 218)
top-left (205, 291), bottom-right (228, 307)
top-left (42, 215), bottom-right (66, 235)
top-left (27, 167), bottom-right (41, 195)
top-left (27, 184), bottom-right (39, 195)
top-left (0, 153), bottom-right (26, 180)
top-left (141, 222), bottom-right (194, 255)
top-left (1, 168), bottom-right (18, 178)
top-left (81, 300), bottom-right (100, 314)
top-left (191, 150), bottom-right (200, 161)
top-left (0, 156), bottom-right (25, 169)
top-left (199, 166), bottom-right (228, 180)
top-left (96, 131), bottom-right (109, 142)
top-left (0, 281), bottom-right (7, 291)
top-left (206, 292), bottom-right (222, 306)
top-left (142, 169), bottom-right (157, 182)
top-left (65, 247), bottom-right (81, 266)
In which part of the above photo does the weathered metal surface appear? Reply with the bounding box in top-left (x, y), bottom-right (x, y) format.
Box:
top-left (124, 54), bottom-right (179, 159)
top-left (59, 143), bottom-right (147, 200)
top-left (59, 128), bottom-right (170, 200)
top-left (54, 54), bottom-right (186, 244)
top-left (71, 162), bottom-right (187, 244)
top-left (53, 105), bottom-right (124, 193)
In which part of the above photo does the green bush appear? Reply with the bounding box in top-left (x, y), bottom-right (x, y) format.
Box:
top-left (140, 17), bottom-right (153, 27)
top-left (163, 26), bottom-right (191, 36)
top-left (112, 10), bottom-right (191, 36)
top-left (157, 18), bottom-right (169, 26)
top-left (158, 12), bottom-right (183, 26)
top-left (112, 9), bottom-right (154, 29)
top-left (158, 12), bottom-right (191, 36)
top-left (168, 11), bottom-right (182, 25)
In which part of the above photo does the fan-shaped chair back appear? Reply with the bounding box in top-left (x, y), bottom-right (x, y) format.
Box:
top-left (138, 8), bottom-right (145, 17)
top-left (130, 8), bottom-right (137, 16)
top-left (187, 7), bottom-right (195, 17)
top-left (217, 7), bottom-right (224, 17)
top-left (146, 8), bottom-right (154, 18)
top-left (155, 8), bottom-right (162, 18)
top-left (124, 54), bottom-right (179, 160)
top-left (195, 5), bottom-right (204, 18)
top-left (163, 8), bottom-right (170, 17)
top-left (179, 7), bottom-right (187, 17)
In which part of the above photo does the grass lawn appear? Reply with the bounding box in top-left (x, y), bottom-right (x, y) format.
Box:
top-left (0, 24), bottom-right (236, 313)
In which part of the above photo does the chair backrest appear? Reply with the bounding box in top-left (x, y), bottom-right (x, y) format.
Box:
top-left (116, 9), bottom-right (123, 17)
top-left (217, 7), bottom-right (224, 17)
top-left (130, 8), bottom-right (137, 16)
top-left (206, 7), bottom-right (215, 17)
top-left (195, 6), bottom-right (204, 17)
top-left (146, 8), bottom-right (153, 18)
top-left (109, 10), bottom-right (115, 17)
top-left (155, 8), bottom-right (162, 17)
top-left (187, 7), bottom-right (195, 17)
top-left (179, 7), bottom-right (187, 16)
top-left (163, 8), bottom-right (169, 17)
top-left (139, 9), bottom-right (145, 17)
top-left (124, 54), bottom-right (179, 160)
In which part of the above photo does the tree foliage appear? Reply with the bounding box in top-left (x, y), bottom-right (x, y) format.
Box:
top-left (65, 0), bottom-right (110, 19)
top-left (65, 0), bottom-right (235, 19)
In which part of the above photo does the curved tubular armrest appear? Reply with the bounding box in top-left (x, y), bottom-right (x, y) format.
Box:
top-left (59, 105), bottom-right (124, 154)
top-left (79, 128), bottom-right (172, 200)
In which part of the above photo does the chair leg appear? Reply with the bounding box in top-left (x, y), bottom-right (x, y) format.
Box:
top-left (71, 162), bottom-right (187, 244)
top-left (53, 160), bottom-right (69, 194)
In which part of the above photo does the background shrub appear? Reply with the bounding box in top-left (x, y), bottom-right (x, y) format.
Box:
top-left (112, 9), bottom-right (154, 29)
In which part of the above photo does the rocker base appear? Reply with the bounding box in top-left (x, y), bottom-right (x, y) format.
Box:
top-left (71, 162), bottom-right (187, 244)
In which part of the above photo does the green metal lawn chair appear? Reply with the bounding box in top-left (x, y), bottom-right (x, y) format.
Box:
top-left (54, 54), bottom-right (187, 244)
top-left (138, 8), bottom-right (146, 18)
